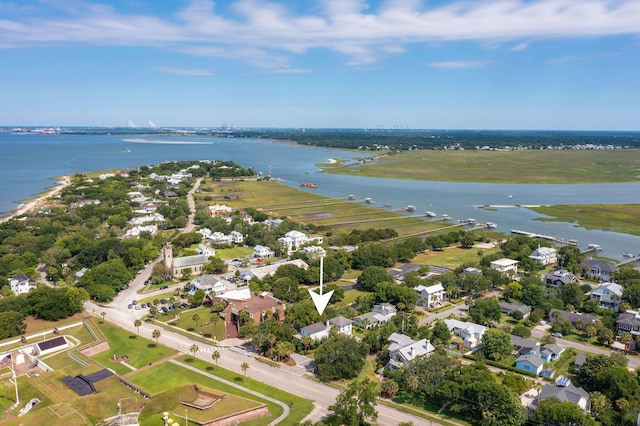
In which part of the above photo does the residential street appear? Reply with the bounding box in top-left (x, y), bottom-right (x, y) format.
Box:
top-left (531, 324), bottom-right (640, 370)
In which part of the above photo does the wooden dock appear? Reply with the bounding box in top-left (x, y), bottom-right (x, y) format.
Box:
top-left (511, 229), bottom-right (580, 247)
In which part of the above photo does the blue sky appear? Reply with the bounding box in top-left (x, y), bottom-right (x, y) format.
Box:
top-left (1, 0), bottom-right (639, 130)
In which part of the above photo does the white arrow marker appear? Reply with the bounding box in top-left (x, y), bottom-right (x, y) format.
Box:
top-left (309, 256), bottom-right (334, 315)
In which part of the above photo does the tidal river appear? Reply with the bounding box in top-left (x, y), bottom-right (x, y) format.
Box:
top-left (1, 132), bottom-right (638, 260)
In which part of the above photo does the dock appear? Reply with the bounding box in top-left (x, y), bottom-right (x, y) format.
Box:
top-left (511, 229), bottom-right (580, 247)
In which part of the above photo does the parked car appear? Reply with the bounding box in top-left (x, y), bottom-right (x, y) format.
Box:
top-left (551, 332), bottom-right (563, 338)
top-left (127, 304), bottom-right (133, 310)
top-left (160, 285), bottom-right (168, 290)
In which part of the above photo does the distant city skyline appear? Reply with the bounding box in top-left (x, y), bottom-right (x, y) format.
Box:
top-left (1, 0), bottom-right (639, 130)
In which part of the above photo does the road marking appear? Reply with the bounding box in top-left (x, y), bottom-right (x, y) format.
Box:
top-left (295, 382), bottom-right (324, 394)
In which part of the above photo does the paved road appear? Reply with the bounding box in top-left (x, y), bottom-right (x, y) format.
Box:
top-left (90, 177), bottom-right (444, 425)
top-left (531, 324), bottom-right (640, 370)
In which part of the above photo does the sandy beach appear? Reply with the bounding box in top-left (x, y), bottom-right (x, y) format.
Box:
top-left (0, 175), bottom-right (72, 223)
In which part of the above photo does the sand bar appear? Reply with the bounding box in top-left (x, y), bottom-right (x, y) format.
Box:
top-left (0, 175), bottom-right (72, 223)
top-left (123, 138), bottom-right (213, 145)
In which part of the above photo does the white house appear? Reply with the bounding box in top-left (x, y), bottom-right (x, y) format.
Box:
top-left (328, 316), bottom-right (353, 336)
top-left (230, 231), bottom-right (244, 244)
top-left (124, 224), bottom-right (157, 238)
top-left (490, 258), bottom-right (519, 277)
top-left (129, 213), bottom-right (165, 225)
top-left (8, 274), bottom-right (36, 295)
top-left (253, 245), bottom-right (275, 258)
top-left (196, 244), bottom-right (216, 257)
top-left (300, 322), bottom-right (330, 341)
top-left (445, 319), bottom-right (488, 349)
top-left (590, 282), bottom-right (623, 312)
top-left (529, 246), bottom-right (557, 265)
top-left (191, 275), bottom-right (226, 294)
top-left (385, 332), bottom-right (435, 370)
top-left (414, 283), bottom-right (446, 308)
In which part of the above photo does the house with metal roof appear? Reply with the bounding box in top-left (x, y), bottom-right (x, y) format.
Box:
top-left (530, 377), bottom-right (590, 414)
top-left (544, 269), bottom-right (580, 287)
top-left (590, 281), bottom-right (623, 312)
top-left (385, 332), bottom-right (435, 370)
top-left (529, 246), bottom-right (557, 265)
top-left (579, 259), bottom-right (618, 282)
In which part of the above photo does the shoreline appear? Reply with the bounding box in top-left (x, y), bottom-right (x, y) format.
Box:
top-left (0, 175), bottom-right (72, 223)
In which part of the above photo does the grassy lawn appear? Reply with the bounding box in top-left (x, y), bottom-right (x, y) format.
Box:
top-left (215, 246), bottom-right (255, 260)
top-left (336, 288), bottom-right (374, 307)
top-left (169, 306), bottom-right (224, 340)
top-left (0, 370), bottom-right (141, 425)
top-left (530, 203), bottom-right (640, 237)
top-left (128, 358), bottom-right (312, 426)
top-left (91, 321), bottom-right (177, 371)
top-left (413, 245), bottom-right (501, 269)
top-left (323, 149), bottom-right (640, 184)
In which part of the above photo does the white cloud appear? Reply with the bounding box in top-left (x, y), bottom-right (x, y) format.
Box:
top-left (154, 66), bottom-right (213, 76)
top-left (1, 0), bottom-right (639, 70)
top-left (430, 60), bottom-right (491, 69)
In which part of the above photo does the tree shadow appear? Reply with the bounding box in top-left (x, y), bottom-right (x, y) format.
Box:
top-left (148, 344), bottom-right (157, 348)
top-left (129, 335), bottom-right (137, 339)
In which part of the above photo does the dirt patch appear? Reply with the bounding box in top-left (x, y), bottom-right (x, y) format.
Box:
top-left (79, 341), bottom-right (110, 357)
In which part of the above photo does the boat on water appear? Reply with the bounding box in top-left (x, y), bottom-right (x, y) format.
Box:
top-left (300, 182), bottom-right (318, 188)
top-left (425, 211), bottom-right (436, 217)
top-left (347, 195), bottom-right (356, 201)
top-left (125, 148), bottom-right (131, 153)
top-left (623, 251), bottom-right (635, 258)
top-left (383, 203), bottom-right (392, 207)
top-left (441, 214), bottom-right (452, 221)
top-left (402, 205), bottom-right (416, 212)
top-left (459, 218), bottom-right (476, 224)
top-left (588, 244), bottom-right (602, 251)
top-left (364, 197), bottom-right (375, 204)
top-left (485, 222), bottom-right (497, 228)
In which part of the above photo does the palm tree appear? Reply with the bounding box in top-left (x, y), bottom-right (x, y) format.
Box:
top-left (301, 336), bottom-right (313, 353)
top-left (241, 362), bottom-right (250, 382)
top-left (189, 344), bottom-right (199, 357)
top-left (211, 314), bottom-right (220, 339)
top-left (407, 375), bottom-right (419, 404)
top-left (192, 313), bottom-right (200, 329)
top-left (211, 350), bottom-right (221, 366)
top-left (100, 311), bottom-right (106, 323)
top-left (134, 319), bottom-right (142, 335)
top-left (152, 329), bottom-right (161, 345)
top-left (619, 332), bottom-right (633, 349)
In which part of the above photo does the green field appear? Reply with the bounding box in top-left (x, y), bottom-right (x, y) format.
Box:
top-left (413, 245), bottom-right (501, 269)
top-left (323, 149), bottom-right (640, 184)
top-left (529, 203), bottom-right (640, 237)
top-left (195, 180), bottom-right (452, 239)
top-left (91, 321), bottom-right (177, 374)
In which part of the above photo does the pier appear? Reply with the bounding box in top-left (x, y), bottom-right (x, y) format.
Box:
top-left (511, 229), bottom-right (580, 247)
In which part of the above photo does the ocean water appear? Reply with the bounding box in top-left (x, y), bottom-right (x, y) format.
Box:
top-left (1, 132), bottom-right (639, 260)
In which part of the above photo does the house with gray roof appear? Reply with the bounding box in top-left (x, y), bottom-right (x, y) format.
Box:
top-left (8, 274), bottom-right (36, 295)
top-left (530, 378), bottom-right (590, 413)
top-left (499, 301), bottom-right (531, 318)
top-left (548, 309), bottom-right (596, 326)
top-left (529, 246), bottom-right (557, 265)
top-left (540, 343), bottom-right (563, 362)
top-left (573, 353), bottom-right (587, 370)
top-left (352, 311), bottom-right (389, 329)
top-left (579, 259), bottom-right (618, 282)
top-left (511, 335), bottom-right (540, 357)
top-left (544, 269), bottom-right (580, 287)
top-left (590, 281), bottom-right (623, 312)
top-left (385, 332), bottom-right (435, 370)
top-left (615, 309), bottom-right (640, 350)
top-left (515, 354), bottom-right (544, 375)
top-left (300, 322), bottom-right (330, 341)
top-left (328, 316), bottom-right (353, 336)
